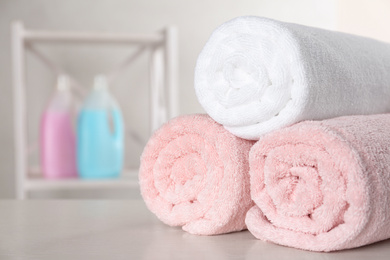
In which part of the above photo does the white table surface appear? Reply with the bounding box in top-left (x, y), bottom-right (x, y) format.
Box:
top-left (0, 200), bottom-right (389, 260)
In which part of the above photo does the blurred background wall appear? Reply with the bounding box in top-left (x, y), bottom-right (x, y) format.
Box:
top-left (0, 0), bottom-right (389, 198)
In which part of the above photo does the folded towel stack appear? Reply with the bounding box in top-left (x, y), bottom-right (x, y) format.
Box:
top-left (139, 16), bottom-right (390, 252)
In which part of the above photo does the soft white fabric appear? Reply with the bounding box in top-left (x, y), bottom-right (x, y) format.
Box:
top-left (194, 16), bottom-right (390, 140)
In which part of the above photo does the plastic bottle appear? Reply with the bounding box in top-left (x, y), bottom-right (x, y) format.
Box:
top-left (40, 75), bottom-right (78, 179)
top-left (77, 75), bottom-right (124, 179)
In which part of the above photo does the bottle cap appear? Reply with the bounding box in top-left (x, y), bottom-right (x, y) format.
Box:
top-left (57, 74), bottom-right (70, 91)
top-left (93, 74), bottom-right (109, 90)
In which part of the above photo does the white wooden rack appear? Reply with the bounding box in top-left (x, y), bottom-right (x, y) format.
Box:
top-left (12, 21), bottom-right (178, 199)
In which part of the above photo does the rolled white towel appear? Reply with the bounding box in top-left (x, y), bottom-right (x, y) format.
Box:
top-left (194, 16), bottom-right (390, 140)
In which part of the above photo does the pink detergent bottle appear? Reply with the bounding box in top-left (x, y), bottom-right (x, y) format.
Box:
top-left (40, 75), bottom-right (78, 179)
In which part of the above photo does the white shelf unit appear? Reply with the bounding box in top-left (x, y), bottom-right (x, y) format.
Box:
top-left (12, 21), bottom-right (178, 199)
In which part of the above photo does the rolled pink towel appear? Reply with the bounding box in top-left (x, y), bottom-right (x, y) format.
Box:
top-left (246, 114), bottom-right (390, 251)
top-left (140, 114), bottom-right (254, 235)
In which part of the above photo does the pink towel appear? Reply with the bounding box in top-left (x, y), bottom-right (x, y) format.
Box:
top-left (140, 114), bottom-right (254, 235)
top-left (246, 114), bottom-right (390, 251)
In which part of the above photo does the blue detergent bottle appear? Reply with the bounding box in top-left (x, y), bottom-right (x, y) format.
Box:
top-left (77, 75), bottom-right (124, 179)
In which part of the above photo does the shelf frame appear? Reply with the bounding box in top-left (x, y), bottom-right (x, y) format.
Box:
top-left (11, 21), bottom-right (178, 199)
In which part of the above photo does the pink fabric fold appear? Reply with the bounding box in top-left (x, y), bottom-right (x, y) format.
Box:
top-left (246, 114), bottom-right (390, 251)
top-left (140, 114), bottom-right (254, 235)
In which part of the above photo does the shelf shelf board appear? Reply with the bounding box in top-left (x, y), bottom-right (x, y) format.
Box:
top-left (24, 169), bottom-right (139, 191)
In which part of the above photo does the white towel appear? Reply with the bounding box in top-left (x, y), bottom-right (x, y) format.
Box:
top-left (194, 16), bottom-right (390, 140)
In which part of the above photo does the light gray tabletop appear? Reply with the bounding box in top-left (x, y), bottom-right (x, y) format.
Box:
top-left (0, 200), bottom-right (389, 260)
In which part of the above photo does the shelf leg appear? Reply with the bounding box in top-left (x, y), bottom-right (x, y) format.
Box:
top-left (12, 21), bottom-right (27, 200)
top-left (164, 26), bottom-right (179, 119)
top-left (149, 46), bottom-right (166, 134)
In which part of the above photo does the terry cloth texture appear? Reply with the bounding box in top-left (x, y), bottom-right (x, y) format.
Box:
top-left (139, 114), bottom-right (254, 235)
top-left (195, 16), bottom-right (390, 140)
top-left (246, 114), bottom-right (390, 251)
